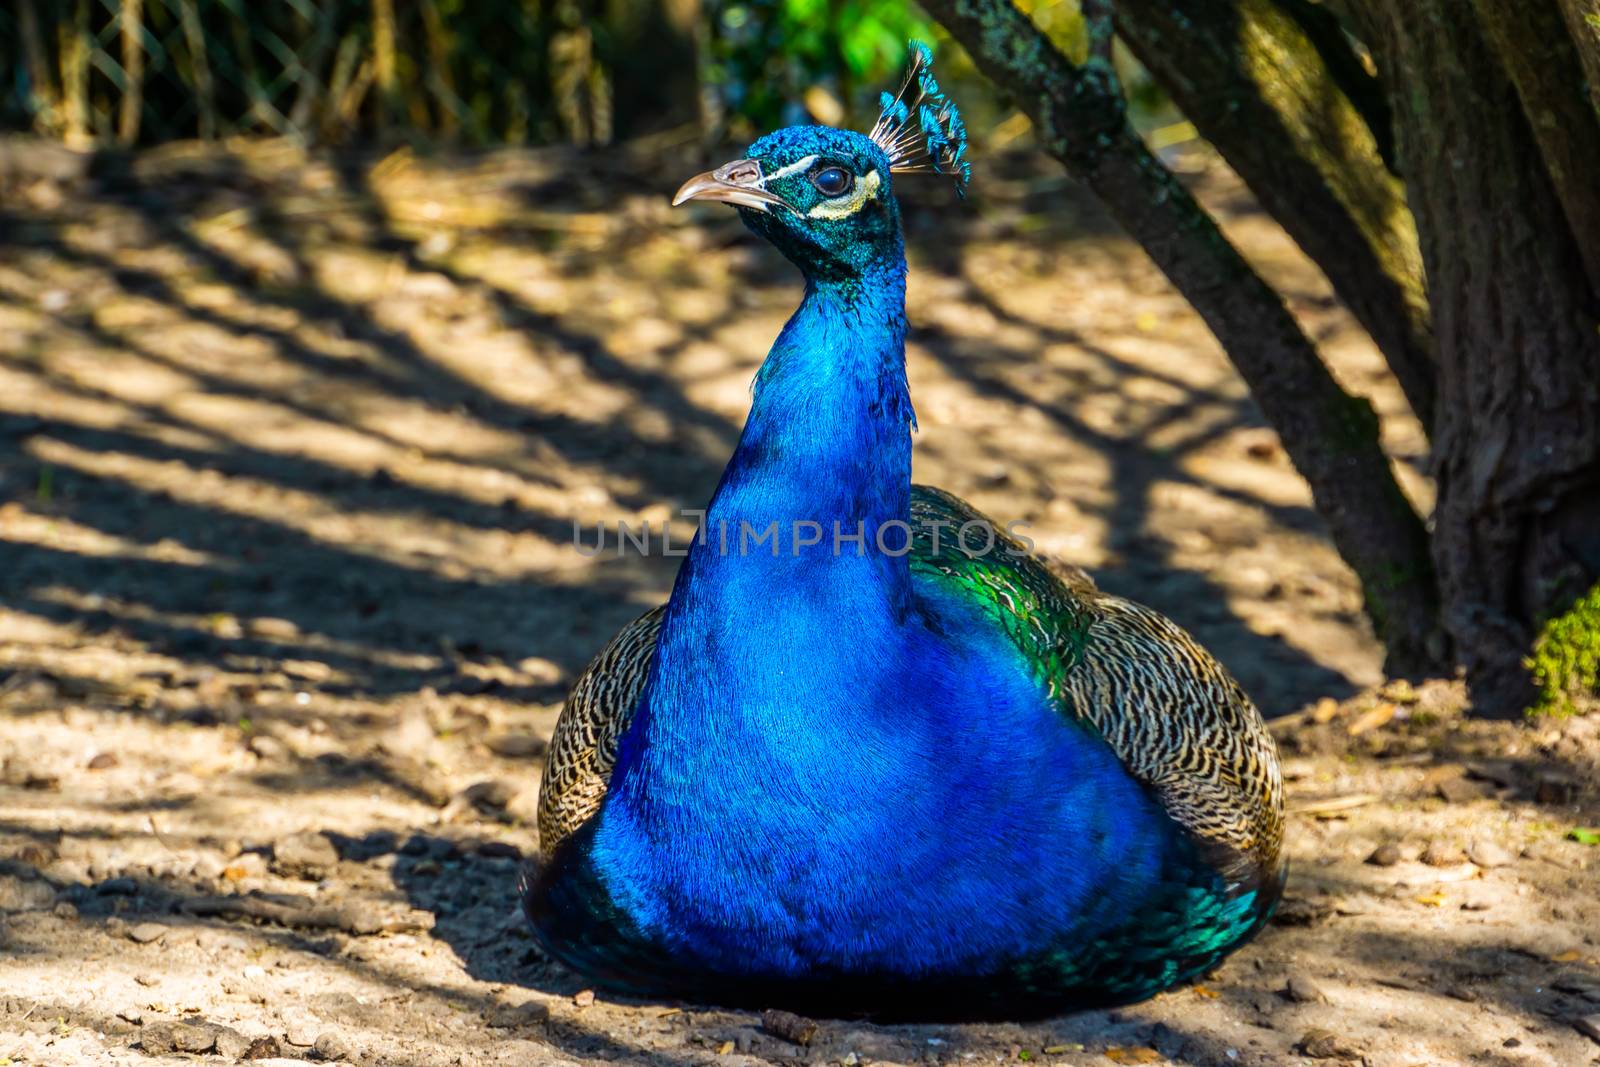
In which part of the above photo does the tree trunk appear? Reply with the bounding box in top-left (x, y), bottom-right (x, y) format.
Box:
top-left (1470, 0), bottom-right (1600, 296)
top-left (920, 0), bottom-right (1444, 676)
top-left (1116, 0), bottom-right (1436, 432)
top-left (1557, 0), bottom-right (1600, 118)
top-left (1343, 0), bottom-right (1600, 715)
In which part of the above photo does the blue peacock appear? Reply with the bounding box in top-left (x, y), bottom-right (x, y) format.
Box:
top-left (525, 44), bottom-right (1285, 1020)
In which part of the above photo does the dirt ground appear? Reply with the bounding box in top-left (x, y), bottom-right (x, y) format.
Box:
top-left (1, 137), bottom-right (1597, 1067)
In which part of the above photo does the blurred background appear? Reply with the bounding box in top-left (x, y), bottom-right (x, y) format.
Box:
top-left (0, 0), bottom-right (1179, 151)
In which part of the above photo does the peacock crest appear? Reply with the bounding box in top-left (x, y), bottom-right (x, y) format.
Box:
top-left (867, 41), bottom-right (972, 196)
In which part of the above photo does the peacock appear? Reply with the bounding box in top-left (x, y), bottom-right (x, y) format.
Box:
top-left (525, 44), bottom-right (1285, 1020)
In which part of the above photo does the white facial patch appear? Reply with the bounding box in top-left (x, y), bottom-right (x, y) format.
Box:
top-left (807, 168), bottom-right (881, 219)
top-left (760, 154), bottom-right (819, 186)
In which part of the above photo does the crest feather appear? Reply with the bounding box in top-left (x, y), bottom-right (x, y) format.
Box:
top-left (867, 41), bottom-right (972, 196)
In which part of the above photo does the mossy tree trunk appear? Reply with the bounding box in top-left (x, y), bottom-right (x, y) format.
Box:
top-left (1557, 0), bottom-right (1600, 118)
top-left (1333, 0), bottom-right (1600, 716)
top-left (927, 0), bottom-right (1600, 714)
top-left (1115, 0), bottom-right (1436, 432)
top-left (918, 0), bottom-right (1444, 679)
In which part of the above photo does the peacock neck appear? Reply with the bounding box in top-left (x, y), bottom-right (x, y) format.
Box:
top-left (680, 251), bottom-right (913, 610)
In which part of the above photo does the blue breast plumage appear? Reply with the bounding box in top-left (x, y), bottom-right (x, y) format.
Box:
top-left (525, 48), bottom-right (1285, 1021)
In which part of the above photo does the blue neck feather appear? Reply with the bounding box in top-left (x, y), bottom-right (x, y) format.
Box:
top-left (696, 250), bottom-right (913, 605)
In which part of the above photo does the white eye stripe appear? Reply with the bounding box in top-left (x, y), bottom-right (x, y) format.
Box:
top-left (806, 168), bottom-right (881, 219)
top-left (759, 154), bottom-right (819, 185)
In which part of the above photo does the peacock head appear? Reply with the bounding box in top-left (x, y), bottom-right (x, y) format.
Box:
top-left (671, 42), bottom-right (969, 283)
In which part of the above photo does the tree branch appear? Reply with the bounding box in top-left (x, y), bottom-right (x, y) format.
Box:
top-left (920, 0), bottom-right (1444, 675)
top-left (1471, 0), bottom-right (1600, 297)
top-left (1273, 0), bottom-right (1396, 171)
top-left (1556, 0), bottom-right (1600, 120)
top-left (1114, 0), bottom-right (1436, 434)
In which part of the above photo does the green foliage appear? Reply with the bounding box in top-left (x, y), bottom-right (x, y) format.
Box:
top-left (708, 0), bottom-right (937, 133)
top-left (1569, 827), bottom-right (1600, 846)
top-left (1526, 581), bottom-right (1600, 718)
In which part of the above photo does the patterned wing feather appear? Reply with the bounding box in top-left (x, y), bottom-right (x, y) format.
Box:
top-left (908, 485), bottom-right (1284, 874)
top-left (537, 606), bottom-right (663, 859)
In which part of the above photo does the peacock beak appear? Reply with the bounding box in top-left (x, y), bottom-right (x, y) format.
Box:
top-left (671, 159), bottom-right (793, 213)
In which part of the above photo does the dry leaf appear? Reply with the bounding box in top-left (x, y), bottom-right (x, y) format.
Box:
top-left (1347, 702), bottom-right (1397, 736)
top-left (1554, 949), bottom-right (1584, 963)
top-left (1105, 1047), bottom-right (1163, 1064)
top-left (716, 1041), bottom-right (734, 1055)
top-left (1414, 892), bottom-right (1448, 907)
top-left (1191, 984), bottom-right (1220, 999)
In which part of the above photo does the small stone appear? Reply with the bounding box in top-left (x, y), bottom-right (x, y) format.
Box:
top-left (97, 876), bottom-right (139, 895)
top-left (761, 1009), bottom-right (818, 1046)
top-left (283, 1021), bottom-right (317, 1047)
top-left (1283, 974), bottom-right (1329, 1004)
top-left (486, 733), bottom-right (547, 759)
top-left (243, 1035), bottom-right (282, 1059)
top-left (215, 1027), bottom-right (251, 1059)
top-left (463, 779), bottom-right (518, 811)
top-left (1366, 843), bottom-right (1402, 867)
top-left (273, 832), bottom-right (339, 879)
top-left (1421, 841), bottom-right (1463, 867)
top-left (1459, 885), bottom-right (1498, 911)
top-left (1467, 840), bottom-right (1514, 868)
top-left (53, 900), bottom-right (78, 920)
top-left (1296, 1028), bottom-right (1361, 1059)
top-left (127, 921), bottom-right (167, 944)
top-left (1435, 776), bottom-right (1490, 804)
top-left (486, 1001), bottom-right (550, 1029)
top-left (87, 751), bottom-right (118, 770)
top-left (572, 989), bottom-right (596, 1007)
top-left (313, 1032), bottom-right (352, 1061)
top-left (141, 1021), bottom-right (219, 1054)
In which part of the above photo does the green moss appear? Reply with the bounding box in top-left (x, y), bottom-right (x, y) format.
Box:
top-left (1526, 581), bottom-right (1600, 717)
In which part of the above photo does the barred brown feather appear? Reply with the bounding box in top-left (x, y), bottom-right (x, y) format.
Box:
top-left (538, 605), bottom-right (663, 858)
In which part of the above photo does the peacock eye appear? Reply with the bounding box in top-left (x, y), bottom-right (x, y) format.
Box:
top-left (811, 166), bottom-right (854, 198)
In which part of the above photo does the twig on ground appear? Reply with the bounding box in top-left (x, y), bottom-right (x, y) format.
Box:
top-left (182, 893), bottom-right (429, 936)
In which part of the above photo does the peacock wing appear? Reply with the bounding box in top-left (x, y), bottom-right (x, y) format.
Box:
top-left (907, 484), bottom-right (1284, 879)
top-left (537, 605), bottom-right (664, 860)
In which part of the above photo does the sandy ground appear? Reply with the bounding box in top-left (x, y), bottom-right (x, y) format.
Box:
top-left (0, 138), bottom-right (1597, 1067)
